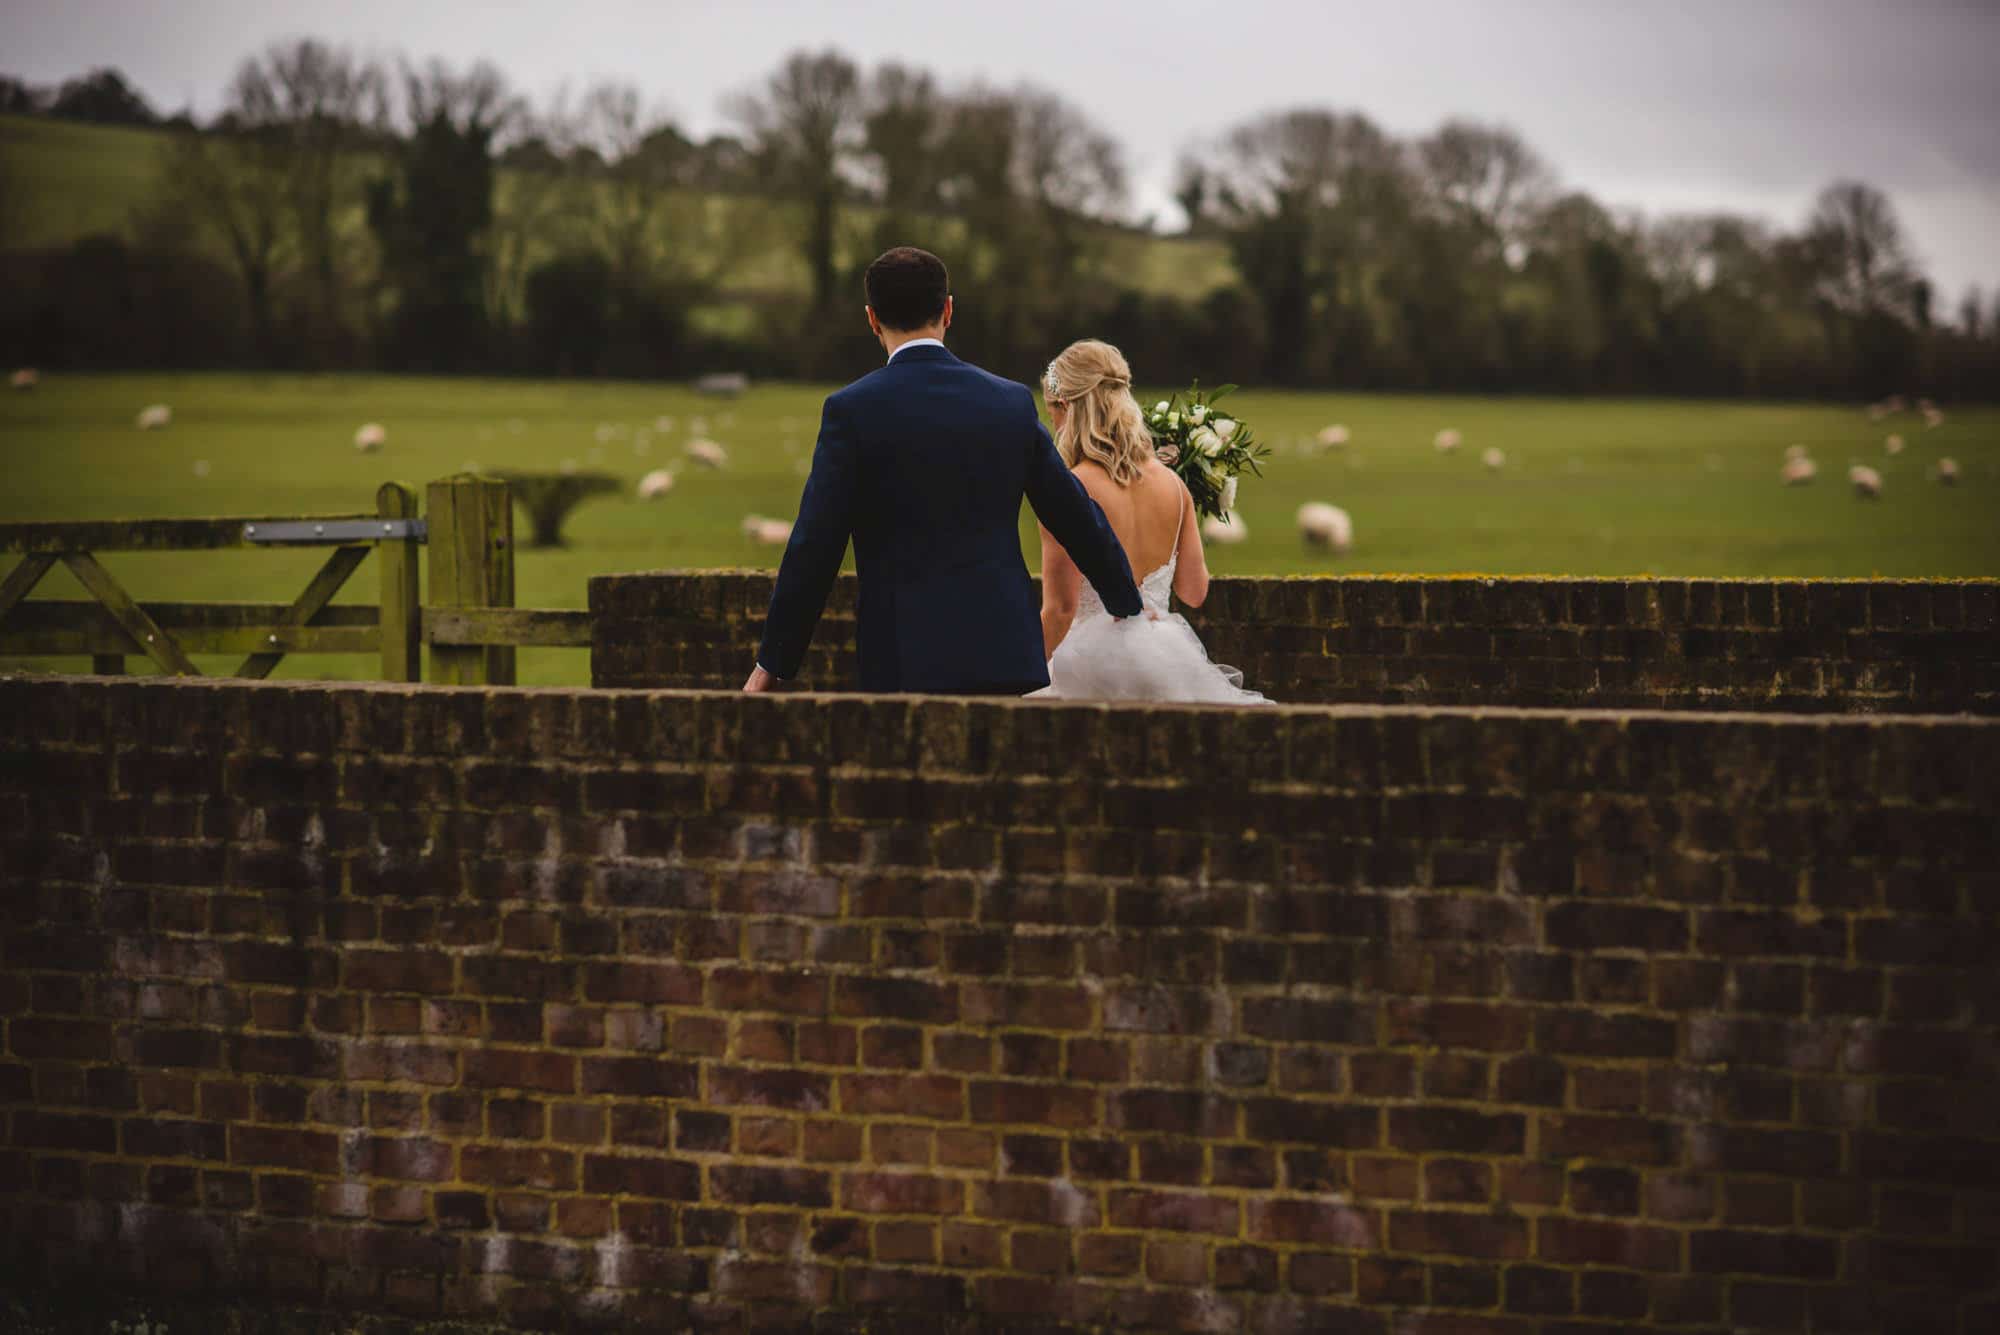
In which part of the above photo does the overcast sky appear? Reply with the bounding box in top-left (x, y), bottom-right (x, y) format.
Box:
top-left (10, 0), bottom-right (1998, 302)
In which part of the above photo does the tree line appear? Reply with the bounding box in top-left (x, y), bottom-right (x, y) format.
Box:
top-left (2, 47), bottom-right (1995, 399)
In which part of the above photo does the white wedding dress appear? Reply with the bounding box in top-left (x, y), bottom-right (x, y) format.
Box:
top-left (1031, 492), bottom-right (1271, 705)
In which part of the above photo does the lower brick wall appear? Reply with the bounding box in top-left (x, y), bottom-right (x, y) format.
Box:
top-left (2, 674), bottom-right (1998, 1333)
top-left (589, 571), bottom-right (2000, 714)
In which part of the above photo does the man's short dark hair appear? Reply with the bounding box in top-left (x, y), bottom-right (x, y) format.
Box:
top-left (864, 247), bottom-right (949, 332)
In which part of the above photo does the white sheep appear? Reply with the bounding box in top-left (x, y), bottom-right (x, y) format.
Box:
top-left (1434, 428), bottom-right (1462, 453)
top-left (1481, 447), bottom-right (1505, 470)
top-left (1848, 464), bottom-right (1882, 498)
top-left (353, 422), bottom-right (386, 452)
top-left (1922, 407), bottom-right (1945, 429)
top-left (685, 439), bottom-right (728, 470)
top-left (1784, 444), bottom-right (1810, 462)
top-left (1933, 458), bottom-right (1960, 486)
top-left (1296, 501), bottom-right (1353, 552)
top-left (135, 404), bottom-right (171, 430)
top-left (696, 372), bottom-right (750, 397)
top-left (192, 459), bottom-right (211, 478)
top-left (560, 458), bottom-right (578, 475)
top-left (1317, 424), bottom-right (1350, 449)
top-left (1884, 434), bottom-right (1904, 456)
top-left (1200, 511), bottom-right (1249, 545)
top-left (637, 469), bottom-right (676, 499)
top-left (1781, 457), bottom-right (1818, 486)
top-left (10, 368), bottom-right (37, 391)
top-left (752, 518), bottom-right (793, 545)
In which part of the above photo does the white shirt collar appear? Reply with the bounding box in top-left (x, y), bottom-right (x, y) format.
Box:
top-left (887, 337), bottom-right (945, 362)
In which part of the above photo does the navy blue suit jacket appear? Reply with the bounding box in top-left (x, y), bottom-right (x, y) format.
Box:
top-left (758, 344), bottom-right (1143, 694)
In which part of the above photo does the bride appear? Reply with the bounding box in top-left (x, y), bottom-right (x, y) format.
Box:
top-left (1030, 340), bottom-right (1270, 705)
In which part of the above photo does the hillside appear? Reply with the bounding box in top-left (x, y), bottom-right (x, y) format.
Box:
top-left (0, 113), bottom-right (1237, 305)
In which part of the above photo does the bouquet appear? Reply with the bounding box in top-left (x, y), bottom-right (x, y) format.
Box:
top-left (1143, 382), bottom-right (1267, 523)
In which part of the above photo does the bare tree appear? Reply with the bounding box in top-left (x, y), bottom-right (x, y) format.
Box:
top-left (161, 127), bottom-right (291, 357)
top-left (223, 39), bottom-right (384, 339)
top-left (730, 50), bottom-right (863, 313)
top-left (1415, 120), bottom-right (1554, 255)
top-left (1806, 180), bottom-right (1918, 316)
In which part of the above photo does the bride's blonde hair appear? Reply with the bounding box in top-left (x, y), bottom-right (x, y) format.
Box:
top-left (1044, 339), bottom-right (1154, 486)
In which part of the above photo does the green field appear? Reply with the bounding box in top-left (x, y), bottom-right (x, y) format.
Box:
top-left (2, 372), bottom-right (1994, 686)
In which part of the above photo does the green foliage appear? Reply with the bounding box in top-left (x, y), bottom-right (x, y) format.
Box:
top-left (368, 109), bottom-right (497, 371)
top-left (3, 373), bottom-right (1993, 689)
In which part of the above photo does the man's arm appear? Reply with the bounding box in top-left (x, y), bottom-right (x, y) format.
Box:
top-left (1023, 408), bottom-right (1142, 619)
top-left (752, 396), bottom-right (858, 686)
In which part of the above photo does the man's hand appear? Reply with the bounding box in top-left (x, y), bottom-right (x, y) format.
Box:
top-left (743, 664), bottom-right (778, 693)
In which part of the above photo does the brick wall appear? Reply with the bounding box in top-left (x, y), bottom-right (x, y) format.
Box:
top-left (2, 674), bottom-right (1998, 1332)
top-left (590, 571), bottom-right (2000, 714)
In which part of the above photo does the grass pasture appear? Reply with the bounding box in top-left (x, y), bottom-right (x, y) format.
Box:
top-left (2, 372), bottom-right (1995, 687)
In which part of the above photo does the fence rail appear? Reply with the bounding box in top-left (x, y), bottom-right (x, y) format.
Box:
top-left (0, 476), bottom-right (587, 684)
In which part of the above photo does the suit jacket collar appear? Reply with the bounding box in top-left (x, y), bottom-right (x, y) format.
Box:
top-left (885, 343), bottom-right (958, 367)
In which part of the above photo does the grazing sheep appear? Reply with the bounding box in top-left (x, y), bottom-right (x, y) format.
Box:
top-left (192, 459), bottom-right (211, 478)
top-left (136, 404), bottom-right (171, 430)
top-left (560, 458), bottom-right (578, 475)
top-left (685, 439), bottom-right (728, 469)
top-left (637, 470), bottom-right (675, 499)
top-left (1296, 501), bottom-right (1353, 552)
top-left (1434, 428), bottom-right (1461, 453)
top-left (696, 372), bottom-right (750, 397)
top-left (740, 514), bottom-right (768, 537)
top-left (752, 518), bottom-right (793, 545)
top-left (1922, 407), bottom-right (1945, 429)
top-left (1933, 458), bottom-right (1960, 485)
top-left (1785, 444), bottom-right (1810, 462)
top-left (1781, 457), bottom-right (1818, 485)
top-left (1200, 511), bottom-right (1249, 544)
top-left (1848, 464), bottom-right (1882, 498)
top-left (353, 422), bottom-right (387, 452)
top-left (1884, 434), bottom-right (1904, 455)
top-left (1317, 424), bottom-right (1349, 448)
top-left (1482, 447), bottom-right (1505, 470)
top-left (10, 368), bottom-right (37, 391)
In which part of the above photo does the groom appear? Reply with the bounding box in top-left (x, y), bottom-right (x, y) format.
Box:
top-left (744, 247), bottom-right (1142, 695)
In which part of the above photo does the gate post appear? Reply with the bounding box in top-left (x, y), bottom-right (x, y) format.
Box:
top-left (377, 482), bottom-right (421, 682)
top-left (425, 475), bottom-right (515, 685)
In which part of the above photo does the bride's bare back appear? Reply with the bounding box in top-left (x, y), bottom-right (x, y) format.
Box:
top-left (1038, 457), bottom-right (1209, 657)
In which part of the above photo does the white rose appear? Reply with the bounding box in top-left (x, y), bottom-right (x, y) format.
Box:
top-left (1154, 401), bottom-right (1170, 414)
top-left (1193, 427), bottom-right (1222, 458)
top-left (1213, 419), bottom-right (1237, 441)
top-left (1168, 412), bottom-right (1181, 428)
top-left (1221, 476), bottom-right (1238, 511)
top-left (1189, 404), bottom-right (1209, 425)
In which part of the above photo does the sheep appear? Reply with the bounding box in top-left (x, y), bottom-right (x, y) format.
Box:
top-left (685, 439), bottom-right (728, 469)
top-left (1848, 464), bottom-right (1882, 498)
top-left (1884, 434), bottom-right (1904, 456)
top-left (1200, 511), bottom-right (1249, 544)
top-left (595, 423), bottom-right (617, 444)
top-left (1933, 458), bottom-right (1960, 486)
top-left (135, 404), bottom-right (172, 430)
top-left (1296, 501), bottom-right (1353, 552)
top-left (751, 518), bottom-right (793, 545)
top-left (696, 372), bottom-right (750, 397)
top-left (653, 415), bottom-right (676, 434)
top-left (192, 459), bottom-right (211, 478)
top-left (1922, 407), bottom-right (1945, 429)
top-left (637, 469), bottom-right (676, 499)
top-left (10, 368), bottom-right (37, 391)
top-left (1316, 424), bottom-right (1350, 448)
top-left (353, 422), bottom-right (387, 452)
top-left (1785, 444), bottom-right (1810, 462)
top-left (1781, 457), bottom-right (1818, 485)
top-left (1482, 447), bottom-right (1505, 470)
top-left (1434, 428), bottom-right (1461, 453)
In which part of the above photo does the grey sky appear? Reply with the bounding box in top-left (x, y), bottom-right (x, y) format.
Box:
top-left (9, 0), bottom-right (1998, 302)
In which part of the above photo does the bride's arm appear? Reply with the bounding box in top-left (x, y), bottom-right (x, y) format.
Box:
top-left (1172, 477), bottom-right (1210, 608)
top-left (1039, 524), bottom-right (1082, 657)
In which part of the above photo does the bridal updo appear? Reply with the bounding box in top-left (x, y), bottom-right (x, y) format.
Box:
top-left (1044, 340), bottom-right (1154, 487)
